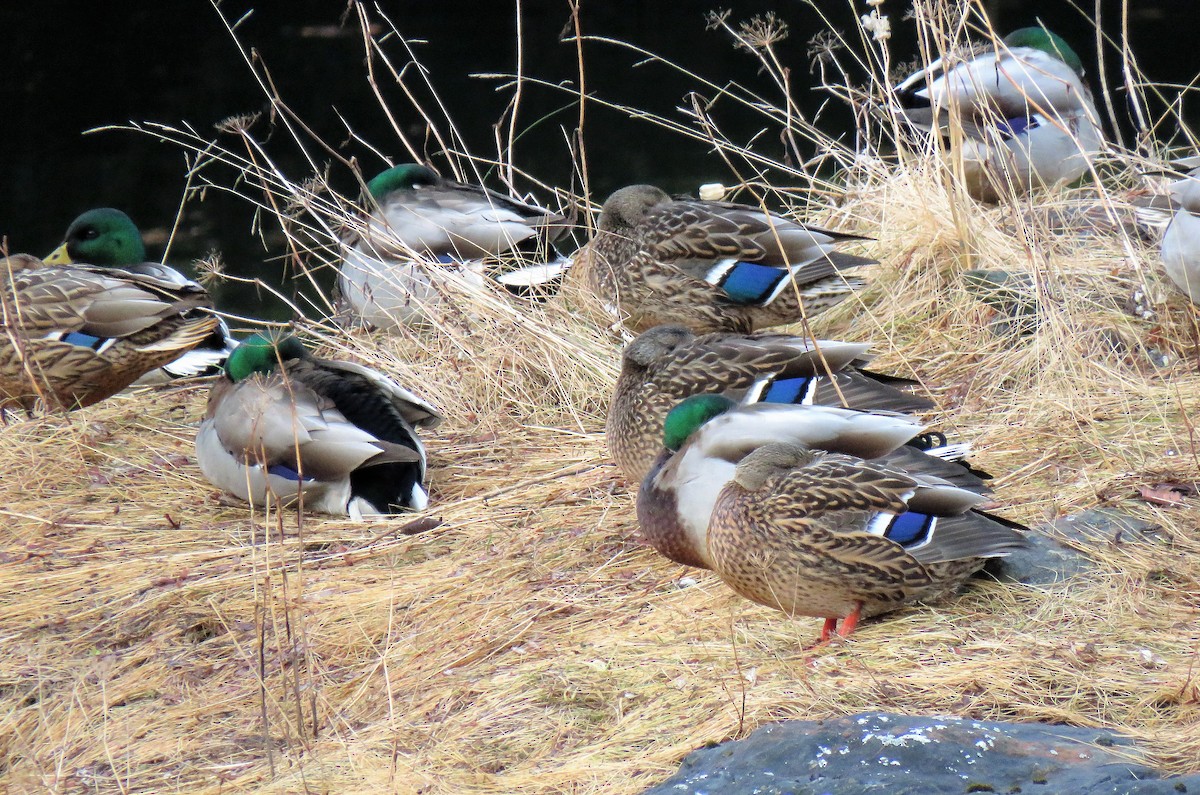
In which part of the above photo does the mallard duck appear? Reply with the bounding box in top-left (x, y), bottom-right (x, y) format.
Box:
top-left (195, 332), bottom-right (443, 518)
top-left (46, 208), bottom-right (238, 381)
top-left (607, 324), bottom-right (935, 483)
top-left (638, 395), bottom-right (1026, 640)
top-left (636, 394), bottom-right (987, 569)
top-left (0, 253), bottom-right (220, 413)
top-left (338, 163), bottom-right (572, 329)
top-left (1158, 164), bottom-right (1200, 304)
top-left (895, 27), bottom-right (1105, 201)
top-left (585, 184), bottom-right (874, 335)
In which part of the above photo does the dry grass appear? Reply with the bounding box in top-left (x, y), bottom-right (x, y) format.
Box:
top-left (5, 1), bottom-right (1200, 792)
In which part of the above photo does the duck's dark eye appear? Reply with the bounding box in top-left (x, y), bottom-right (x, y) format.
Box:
top-left (83, 229), bottom-right (99, 240)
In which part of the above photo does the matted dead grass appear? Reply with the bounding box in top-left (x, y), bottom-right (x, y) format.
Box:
top-left (5, 1), bottom-right (1200, 792)
top-left (4, 168), bottom-right (1200, 793)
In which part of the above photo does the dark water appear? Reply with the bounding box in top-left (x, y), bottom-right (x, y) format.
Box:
top-left (3, 1), bottom-right (1198, 321)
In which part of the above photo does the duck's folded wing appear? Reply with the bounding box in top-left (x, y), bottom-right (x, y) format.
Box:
top-left (651, 201), bottom-right (864, 263)
top-left (212, 377), bottom-right (414, 482)
top-left (309, 357), bottom-right (444, 429)
top-left (633, 202), bottom-right (869, 308)
top-left (725, 450), bottom-right (934, 592)
top-left (409, 181), bottom-right (566, 253)
top-left (697, 403), bottom-right (926, 462)
top-left (9, 260), bottom-right (212, 339)
top-left (898, 48), bottom-right (1091, 124)
top-left (899, 509), bottom-right (1029, 565)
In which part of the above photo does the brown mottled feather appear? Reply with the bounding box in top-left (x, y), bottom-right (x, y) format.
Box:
top-left (707, 444), bottom-right (1021, 622)
top-left (586, 185), bottom-right (872, 334)
top-left (1, 254), bottom-right (217, 412)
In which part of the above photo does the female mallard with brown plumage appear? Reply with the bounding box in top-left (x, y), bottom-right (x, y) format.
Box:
top-left (637, 395), bottom-right (1027, 641)
top-left (195, 332), bottom-right (443, 518)
top-left (0, 253), bottom-right (219, 414)
top-left (607, 324), bottom-right (935, 484)
top-left (585, 185), bottom-right (874, 335)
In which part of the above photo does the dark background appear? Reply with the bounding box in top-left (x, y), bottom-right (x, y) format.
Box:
top-left (3, 1), bottom-right (1197, 318)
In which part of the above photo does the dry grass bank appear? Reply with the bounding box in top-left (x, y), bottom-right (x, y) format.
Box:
top-left (4, 171), bottom-right (1200, 793)
top-left (4, 1), bottom-right (1200, 792)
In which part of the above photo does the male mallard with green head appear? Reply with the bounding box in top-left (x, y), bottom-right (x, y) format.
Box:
top-left (47, 207), bottom-right (238, 381)
top-left (339, 163), bottom-right (572, 329)
top-left (637, 395), bottom-right (1027, 641)
top-left (195, 332), bottom-right (443, 518)
top-left (895, 26), bottom-right (1105, 201)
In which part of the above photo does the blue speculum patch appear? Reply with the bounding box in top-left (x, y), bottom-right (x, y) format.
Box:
top-left (884, 511), bottom-right (935, 547)
top-left (714, 261), bottom-right (785, 304)
top-left (59, 332), bottom-right (108, 350)
top-left (268, 463), bottom-right (309, 482)
top-left (762, 376), bottom-right (815, 404)
top-left (1000, 115), bottom-right (1034, 138)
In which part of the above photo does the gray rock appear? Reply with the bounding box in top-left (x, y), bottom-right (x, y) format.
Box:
top-left (987, 527), bottom-right (1094, 585)
top-left (990, 508), bottom-right (1160, 585)
top-left (642, 711), bottom-right (1199, 795)
top-left (1048, 507), bottom-right (1161, 545)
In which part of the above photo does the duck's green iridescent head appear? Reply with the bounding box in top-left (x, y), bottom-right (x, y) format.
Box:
top-left (1004, 26), bottom-right (1083, 76)
top-left (225, 332), bottom-right (309, 382)
top-left (662, 394), bottom-right (737, 451)
top-left (50, 208), bottom-right (147, 267)
top-left (366, 163), bottom-right (441, 201)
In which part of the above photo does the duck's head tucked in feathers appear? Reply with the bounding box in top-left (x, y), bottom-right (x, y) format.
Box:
top-left (662, 393), bottom-right (737, 452)
top-left (597, 185), bottom-right (672, 234)
top-left (366, 164), bottom-right (441, 202)
top-left (223, 331), bottom-right (308, 382)
top-left (338, 163), bottom-right (572, 329)
top-left (1002, 26), bottom-right (1084, 75)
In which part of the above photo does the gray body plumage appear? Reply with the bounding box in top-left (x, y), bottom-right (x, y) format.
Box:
top-left (1161, 168), bottom-right (1200, 304)
top-left (339, 165), bottom-right (571, 329)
